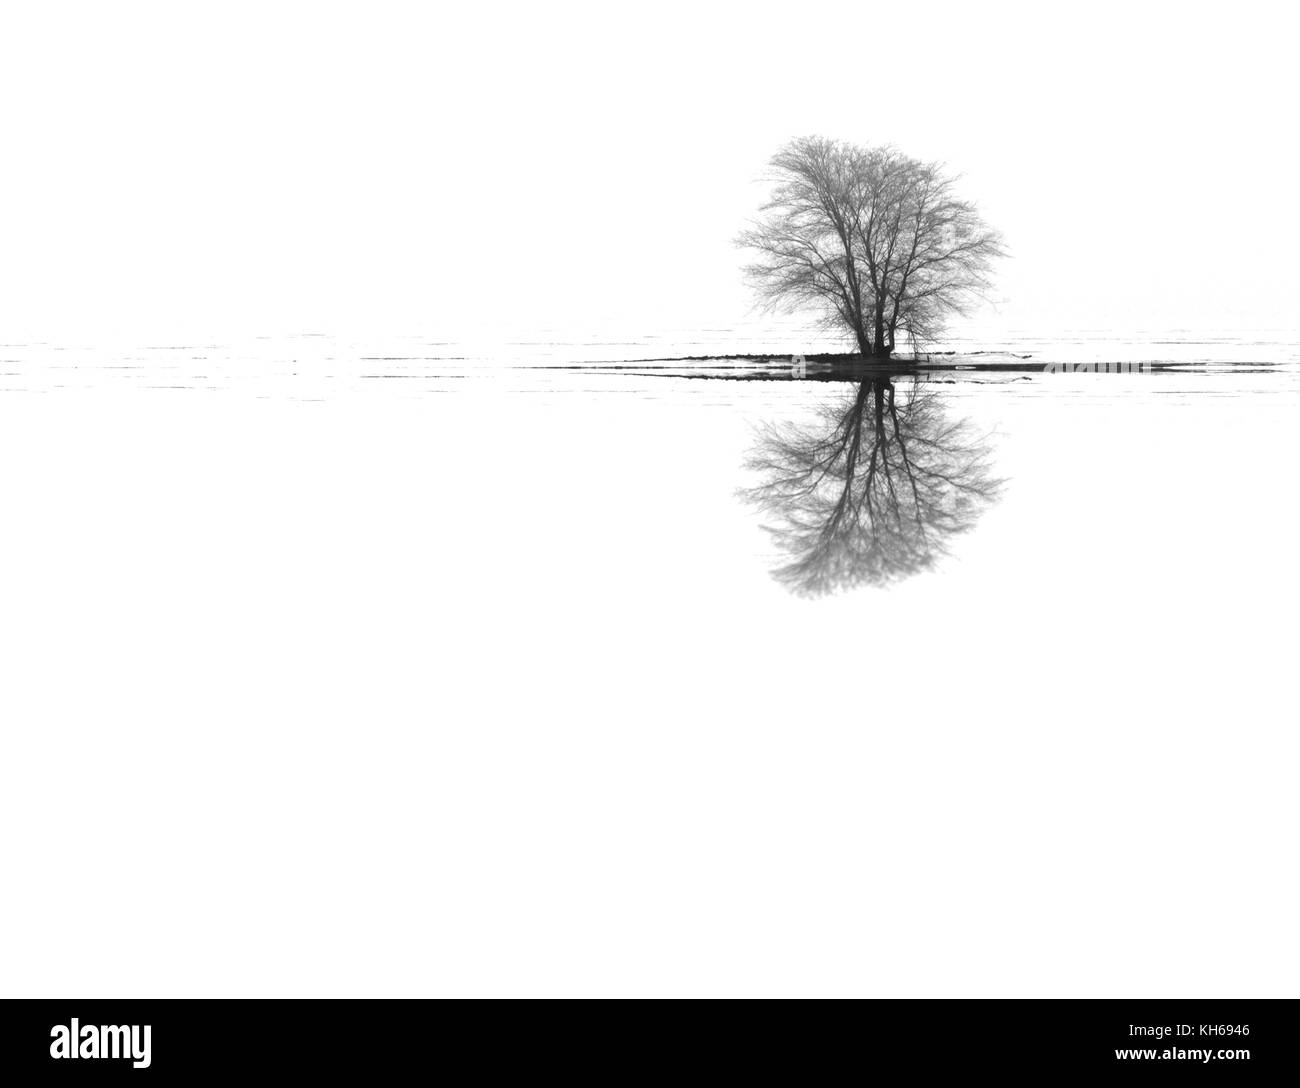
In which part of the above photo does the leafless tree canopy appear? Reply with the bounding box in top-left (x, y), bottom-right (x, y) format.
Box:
top-left (738, 136), bottom-right (1004, 358)
top-left (741, 378), bottom-right (1003, 596)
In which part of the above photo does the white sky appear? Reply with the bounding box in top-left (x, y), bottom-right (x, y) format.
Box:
top-left (2, 1), bottom-right (1296, 340)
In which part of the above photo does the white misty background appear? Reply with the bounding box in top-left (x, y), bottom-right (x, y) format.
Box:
top-left (2, 2), bottom-right (1298, 1000)
top-left (1, 1), bottom-right (1296, 343)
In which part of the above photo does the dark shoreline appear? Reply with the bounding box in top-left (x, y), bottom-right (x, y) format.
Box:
top-left (540, 352), bottom-right (1284, 380)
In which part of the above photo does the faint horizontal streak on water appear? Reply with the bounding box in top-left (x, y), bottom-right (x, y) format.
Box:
top-left (0, 331), bottom-right (1296, 403)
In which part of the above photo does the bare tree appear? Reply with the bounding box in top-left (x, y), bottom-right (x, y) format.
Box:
top-left (738, 136), bottom-right (1004, 358)
top-left (741, 376), bottom-right (1003, 595)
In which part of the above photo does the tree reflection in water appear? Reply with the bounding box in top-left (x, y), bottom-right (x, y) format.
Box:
top-left (742, 375), bottom-right (1003, 596)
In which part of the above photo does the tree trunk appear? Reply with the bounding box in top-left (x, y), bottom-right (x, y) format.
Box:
top-left (873, 309), bottom-right (889, 359)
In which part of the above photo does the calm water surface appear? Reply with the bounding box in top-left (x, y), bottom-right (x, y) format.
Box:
top-left (3, 329), bottom-right (1297, 995)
